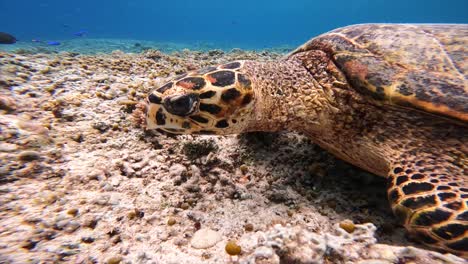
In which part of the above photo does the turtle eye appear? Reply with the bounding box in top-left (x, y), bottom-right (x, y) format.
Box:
top-left (163, 94), bottom-right (199, 116)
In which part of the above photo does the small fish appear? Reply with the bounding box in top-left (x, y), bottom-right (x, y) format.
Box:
top-left (47, 41), bottom-right (61, 46)
top-left (0, 32), bottom-right (17, 44)
top-left (31, 39), bottom-right (42, 43)
top-left (73, 30), bottom-right (88, 37)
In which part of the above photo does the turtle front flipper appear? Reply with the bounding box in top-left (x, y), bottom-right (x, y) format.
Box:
top-left (387, 153), bottom-right (467, 256)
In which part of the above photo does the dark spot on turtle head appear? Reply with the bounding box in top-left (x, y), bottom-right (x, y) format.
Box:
top-left (438, 192), bottom-right (456, 201)
top-left (189, 115), bottom-right (209, 124)
top-left (237, 73), bottom-right (252, 89)
top-left (177, 77), bottom-right (206, 90)
top-left (199, 90), bottom-right (216, 99)
top-left (460, 188), bottom-right (468, 193)
top-left (215, 120), bottom-right (229, 128)
top-left (396, 176), bottom-right (409, 185)
top-left (411, 173), bottom-right (424, 180)
top-left (148, 94), bottom-right (162, 104)
top-left (448, 182), bottom-right (459, 187)
top-left (446, 238), bottom-right (468, 251)
top-left (221, 88), bottom-right (241, 103)
top-left (156, 109), bottom-right (166, 125)
top-left (444, 201), bottom-right (462, 211)
top-left (401, 195), bottom-right (437, 209)
top-left (456, 211), bottom-right (468, 221)
top-left (402, 182), bottom-right (434, 195)
top-left (437, 186), bottom-right (451, 191)
top-left (197, 66), bottom-right (217, 75)
top-left (207, 71), bottom-right (235, 87)
top-left (241, 94), bottom-right (253, 105)
top-left (221, 61), bottom-right (241, 69)
top-left (199, 103), bottom-right (222, 115)
top-left (413, 209), bottom-right (452, 226)
top-left (157, 82), bottom-right (173, 93)
top-left (433, 224), bottom-right (466, 240)
top-left (393, 167), bottom-right (404, 174)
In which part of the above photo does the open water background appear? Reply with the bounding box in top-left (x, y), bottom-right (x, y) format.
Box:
top-left (1, 0), bottom-right (467, 51)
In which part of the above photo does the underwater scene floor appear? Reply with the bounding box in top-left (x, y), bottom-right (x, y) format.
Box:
top-left (0, 44), bottom-right (465, 263)
top-left (0, 38), bottom-right (294, 55)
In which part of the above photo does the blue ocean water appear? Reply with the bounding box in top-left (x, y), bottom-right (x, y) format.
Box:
top-left (1, 0), bottom-right (467, 51)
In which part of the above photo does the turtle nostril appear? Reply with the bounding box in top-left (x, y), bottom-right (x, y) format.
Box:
top-left (163, 94), bottom-right (199, 116)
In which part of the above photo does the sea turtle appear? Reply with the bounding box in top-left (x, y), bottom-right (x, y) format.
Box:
top-left (144, 24), bottom-right (467, 256)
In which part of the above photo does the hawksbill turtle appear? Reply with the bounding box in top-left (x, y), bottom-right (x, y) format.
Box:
top-left (144, 24), bottom-right (467, 256)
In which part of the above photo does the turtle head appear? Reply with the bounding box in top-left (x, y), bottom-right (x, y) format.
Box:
top-left (145, 61), bottom-right (256, 135)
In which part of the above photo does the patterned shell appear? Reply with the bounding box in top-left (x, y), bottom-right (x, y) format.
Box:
top-left (289, 24), bottom-right (468, 122)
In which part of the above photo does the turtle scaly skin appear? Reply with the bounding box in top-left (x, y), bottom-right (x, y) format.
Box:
top-left (144, 24), bottom-right (467, 256)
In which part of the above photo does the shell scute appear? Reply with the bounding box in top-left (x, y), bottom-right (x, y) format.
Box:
top-left (289, 24), bottom-right (468, 122)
